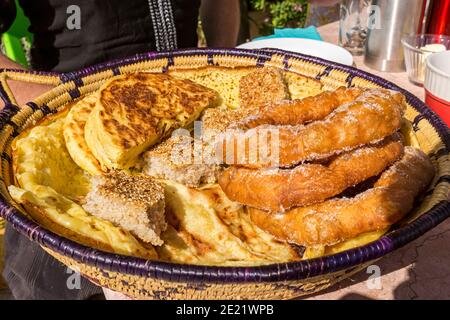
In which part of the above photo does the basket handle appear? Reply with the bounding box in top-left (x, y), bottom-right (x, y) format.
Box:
top-left (0, 68), bottom-right (62, 105)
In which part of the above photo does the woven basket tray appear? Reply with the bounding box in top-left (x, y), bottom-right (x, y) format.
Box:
top-left (0, 48), bottom-right (449, 300)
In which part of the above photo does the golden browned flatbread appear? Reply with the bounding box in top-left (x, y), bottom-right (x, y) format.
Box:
top-left (64, 93), bottom-right (102, 175)
top-left (85, 73), bottom-right (219, 169)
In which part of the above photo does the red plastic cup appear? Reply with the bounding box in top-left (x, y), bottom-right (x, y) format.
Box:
top-left (425, 89), bottom-right (450, 125)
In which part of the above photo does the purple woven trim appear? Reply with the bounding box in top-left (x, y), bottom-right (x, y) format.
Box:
top-left (0, 84), bottom-right (12, 105)
top-left (0, 195), bottom-right (447, 283)
top-left (207, 53), bottom-right (215, 66)
top-left (112, 67), bottom-right (121, 76)
top-left (68, 87), bottom-right (81, 100)
top-left (0, 48), bottom-right (449, 284)
top-left (315, 66), bottom-right (333, 81)
top-left (0, 103), bottom-right (20, 135)
top-left (0, 103), bottom-right (20, 118)
top-left (25, 102), bottom-right (40, 111)
top-left (57, 48), bottom-right (275, 81)
top-left (40, 104), bottom-right (53, 115)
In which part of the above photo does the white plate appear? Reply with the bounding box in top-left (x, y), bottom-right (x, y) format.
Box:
top-left (238, 38), bottom-right (354, 66)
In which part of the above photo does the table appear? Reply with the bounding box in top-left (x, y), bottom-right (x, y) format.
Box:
top-left (318, 21), bottom-right (425, 100)
top-left (304, 21), bottom-right (450, 300)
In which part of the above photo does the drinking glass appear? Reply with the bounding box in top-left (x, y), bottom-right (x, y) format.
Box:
top-left (339, 0), bottom-right (372, 56)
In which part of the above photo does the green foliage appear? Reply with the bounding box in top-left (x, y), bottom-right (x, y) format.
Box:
top-left (250, 0), bottom-right (308, 35)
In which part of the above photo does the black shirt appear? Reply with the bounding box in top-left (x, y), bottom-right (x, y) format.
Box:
top-left (9, 0), bottom-right (201, 72)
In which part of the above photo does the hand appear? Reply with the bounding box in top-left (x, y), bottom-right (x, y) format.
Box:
top-left (0, 53), bottom-right (54, 108)
top-left (1, 79), bottom-right (54, 108)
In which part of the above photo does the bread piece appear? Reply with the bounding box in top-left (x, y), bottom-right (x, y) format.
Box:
top-left (83, 171), bottom-right (167, 246)
top-left (284, 72), bottom-right (323, 100)
top-left (169, 66), bottom-right (254, 109)
top-left (239, 68), bottom-right (289, 109)
top-left (169, 66), bottom-right (322, 109)
top-left (201, 107), bottom-right (254, 132)
top-left (63, 93), bottom-right (102, 175)
top-left (84, 72), bottom-right (219, 170)
top-left (141, 135), bottom-right (221, 187)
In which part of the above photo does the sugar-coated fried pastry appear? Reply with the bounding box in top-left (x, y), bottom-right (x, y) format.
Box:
top-left (249, 147), bottom-right (434, 246)
top-left (239, 68), bottom-right (290, 109)
top-left (220, 88), bottom-right (406, 168)
top-left (63, 93), bottom-right (103, 175)
top-left (219, 136), bottom-right (404, 212)
top-left (85, 72), bottom-right (219, 170)
top-left (236, 87), bottom-right (365, 129)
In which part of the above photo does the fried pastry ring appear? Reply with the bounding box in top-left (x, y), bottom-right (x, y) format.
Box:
top-left (248, 147), bottom-right (435, 246)
top-left (219, 88), bottom-right (406, 168)
top-left (235, 87), bottom-right (365, 129)
top-left (219, 136), bottom-right (404, 212)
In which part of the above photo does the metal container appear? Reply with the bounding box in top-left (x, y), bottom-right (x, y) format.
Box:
top-left (364, 0), bottom-right (425, 72)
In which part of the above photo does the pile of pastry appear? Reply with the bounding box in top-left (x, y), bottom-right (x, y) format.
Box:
top-left (63, 72), bottom-right (220, 246)
top-left (218, 87), bottom-right (435, 247)
top-left (62, 69), bottom-right (435, 250)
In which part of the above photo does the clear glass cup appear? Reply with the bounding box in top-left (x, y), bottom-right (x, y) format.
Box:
top-left (339, 0), bottom-right (372, 56)
top-left (402, 34), bottom-right (450, 86)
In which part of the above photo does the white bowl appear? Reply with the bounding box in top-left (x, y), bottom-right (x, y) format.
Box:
top-left (237, 38), bottom-right (354, 66)
top-left (425, 50), bottom-right (450, 102)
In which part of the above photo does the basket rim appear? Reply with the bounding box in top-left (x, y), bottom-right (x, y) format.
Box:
top-left (1, 47), bottom-right (449, 284)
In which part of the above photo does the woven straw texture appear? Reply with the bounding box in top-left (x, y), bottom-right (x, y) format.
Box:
top-left (0, 48), bottom-right (449, 300)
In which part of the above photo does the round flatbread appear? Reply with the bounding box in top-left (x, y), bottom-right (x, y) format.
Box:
top-left (64, 93), bottom-right (103, 175)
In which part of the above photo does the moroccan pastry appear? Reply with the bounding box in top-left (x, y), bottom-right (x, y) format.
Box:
top-left (199, 67), bottom-right (325, 133)
top-left (169, 66), bottom-right (323, 109)
top-left (84, 72), bottom-right (219, 170)
top-left (201, 107), bottom-right (255, 132)
top-left (10, 116), bottom-right (157, 259)
top-left (8, 62), bottom-right (434, 267)
top-left (141, 134), bottom-right (221, 187)
top-left (249, 147), bottom-right (434, 246)
top-left (83, 171), bottom-right (167, 246)
top-left (219, 136), bottom-right (404, 212)
top-left (219, 88), bottom-right (406, 168)
top-left (63, 93), bottom-right (102, 175)
top-left (235, 86), bottom-right (365, 129)
top-left (239, 67), bottom-right (290, 109)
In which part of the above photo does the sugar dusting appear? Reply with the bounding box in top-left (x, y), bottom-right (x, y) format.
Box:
top-left (94, 170), bottom-right (164, 206)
